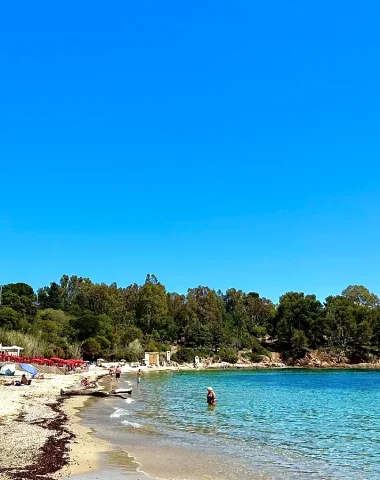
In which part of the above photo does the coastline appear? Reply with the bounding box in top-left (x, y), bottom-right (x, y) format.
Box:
top-left (2, 363), bottom-right (380, 480)
top-left (59, 395), bottom-right (110, 477)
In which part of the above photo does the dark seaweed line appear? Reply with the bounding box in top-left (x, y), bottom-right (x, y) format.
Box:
top-left (0, 398), bottom-right (75, 480)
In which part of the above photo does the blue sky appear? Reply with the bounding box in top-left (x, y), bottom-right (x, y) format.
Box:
top-left (0, 1), bottom-right (379, 302)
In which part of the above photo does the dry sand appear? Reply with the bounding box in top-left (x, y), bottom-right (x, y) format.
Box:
top-left (0, 368), bottom-right (109, 480)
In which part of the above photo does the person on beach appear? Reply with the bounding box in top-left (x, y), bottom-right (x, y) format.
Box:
top-left (206, 387), bottom-right (216, 406)
top-left (81, 377), bottom-right (90, 387)
top-left (115, 366), bottom-right (121, 381)
top-left (109, 366), bottom-right (114, 378)
top-left (137, 368), bottom-right (141, 385)
top-left (21, 374), bottom-right (31, 386)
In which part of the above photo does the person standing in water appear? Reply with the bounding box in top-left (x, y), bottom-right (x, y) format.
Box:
top-left (115, 365), bottom-right (121, 381)
top-left (137, 368), bottom-right (141, 386)
top-left (206, 387), bottom-right (216, 406)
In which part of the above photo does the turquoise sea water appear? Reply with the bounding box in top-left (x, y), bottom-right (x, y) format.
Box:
top-left (82, 369), bottom-right (380, 479)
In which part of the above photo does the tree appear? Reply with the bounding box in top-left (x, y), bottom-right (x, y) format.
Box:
top-left (273, 292), bottom-right (324, 350)
top-left (70, 313), bottom-right (111, 342)
top-left (137, 274), bottom-right (168, 332)
top-left (342, 285), bottom-right (380, 308)
top-left (81, 338), bottom-right (101, 357)
top-left (324, 295), bottom-right (357, 349)
top-left (1, 291), bottom-right (37, 318)
top-left (185, 322), bottom-right (212, 349)
top-left (291, 329), bottom-right (309, 352)
top-left (121, 326), bottom-right (144, 346)
top-left (38, 282), bottom-right (63, 310)
top-left (2, 283), bottom-right (34, 299)
top-left (167, 293), bottom-right (187, 329)
top-left (59, 274), bottom-right (91, 310)
top-left (0, 306), bottom-right (21, 330)
top-left (186, 286), bottom-right (224, 351)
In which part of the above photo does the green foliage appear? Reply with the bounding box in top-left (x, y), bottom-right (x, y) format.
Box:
top-left (342, 285), bottom-right (379, 308)
top-left (121, 326), bottom-right (144, 345)
top-left (248, 352), bottom-right (265, 363)
top-left (0, 306), bottom-right (21, 330)
top-left (218, 347), bottom-right (238, 363)
top-left (38, 282), bottom-right (63, 310)
top-left (1, 275), bottom-right (379, 363)
top-left (291, 329), bottom-right (309, 352)
top-left (82, 337), bottom-right (101, 357)
top-left (145, 339), bottom-right (159, 352)
top-left (124, 339), bottom-right (143, 361)
top-left (0, 329), bottom-right (46, 356)
top-left (251, 338), bottom-right (271, 357)
top-left (2, 283), bottom-right (34, 299)
top-left (137, 274), bottom-right (168, 332)
top-left (171, 348), bottom-right (196, 363)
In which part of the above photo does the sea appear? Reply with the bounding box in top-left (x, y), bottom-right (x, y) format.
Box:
top-left (71, 369), bottom-right (380, 480)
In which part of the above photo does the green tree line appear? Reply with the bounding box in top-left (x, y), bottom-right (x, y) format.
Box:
top-left (0, 275), bottom-right (379, 363)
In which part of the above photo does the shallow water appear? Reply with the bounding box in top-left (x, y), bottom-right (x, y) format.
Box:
top-left (78, 369), bottom-right (380, 479)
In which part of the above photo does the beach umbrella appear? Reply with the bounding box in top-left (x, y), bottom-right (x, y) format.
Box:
top-left (20, 363), bottom-right (39, 377)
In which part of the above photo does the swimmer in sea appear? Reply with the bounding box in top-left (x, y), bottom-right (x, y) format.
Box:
top-left (206, 386), bottom-right (216, 406)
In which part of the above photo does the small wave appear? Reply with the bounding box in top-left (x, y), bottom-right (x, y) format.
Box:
top-left (122, 420), bottom-right (142, 428)
top-left (110, 408), bottom-right (130, 418)
top-left (125, 398), bottom-right (134, 404)
top-left (125, 381), bottom-right (132, 385)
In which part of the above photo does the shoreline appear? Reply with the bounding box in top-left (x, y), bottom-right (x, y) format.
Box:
top-left (59, 395), bottom-right (111, 478)
top-left (2, 363), bottom-right (380, 480)
top-left (136, 362), bottom-right (380, 372)
top-left (60, 365), bottom-right (380, 480)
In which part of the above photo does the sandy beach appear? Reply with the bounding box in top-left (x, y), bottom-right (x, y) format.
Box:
top-left (0, 367), bottom-right (109, 480)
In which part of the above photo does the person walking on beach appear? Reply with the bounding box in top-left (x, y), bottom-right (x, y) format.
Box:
top-left (206, 387), bottom-right (216, 406)
top-left (115, 366), bottom-right (121, 381)
top-left (137, 368), bottom-right (141, 386)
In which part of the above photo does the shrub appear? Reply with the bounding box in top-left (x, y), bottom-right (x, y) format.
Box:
top-left (171, 348), bottom-right (196, 363)
top-left (144, 339), bottom-right (159, 352)
top-left (252, 338), bottom-right (271, 357)
top-left (0, 329), bottom-right (46, 356)
top-left (126, 339), bottom-right (143, 361)
top-left (218, 347), bottom-right (238, 364)
top-left (248, 352), bottom-right (265, 363)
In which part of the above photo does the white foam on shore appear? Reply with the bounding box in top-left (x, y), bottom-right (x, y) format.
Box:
top-left (125, 397), bottom-right (134, 404)
top-left (110, 407), bottom-right (130, 418)
top-left (122, 420), bottom-right (142, 428)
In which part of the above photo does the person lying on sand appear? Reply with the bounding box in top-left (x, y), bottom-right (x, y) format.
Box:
top-left (80, 377), bottom-right (98, 389)
top-left (5, 375), bottom-right (32, 386)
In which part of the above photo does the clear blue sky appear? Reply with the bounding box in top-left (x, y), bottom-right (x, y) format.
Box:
top-left (0, 1), bottom-right (379, 302)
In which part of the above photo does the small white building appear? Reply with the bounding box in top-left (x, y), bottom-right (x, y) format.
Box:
top-left (144, 351), bottom-right (160, 366)
top-left (0, 344), bottom-right (24, 356)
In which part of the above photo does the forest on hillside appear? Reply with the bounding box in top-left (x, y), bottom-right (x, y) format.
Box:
top-left (0, 274), bottom-right (379, 364)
